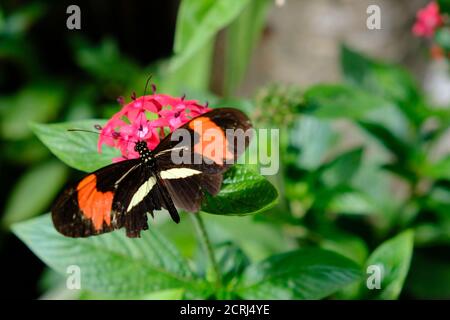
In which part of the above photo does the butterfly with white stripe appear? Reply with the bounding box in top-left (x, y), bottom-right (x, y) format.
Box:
top-left (51, 108), bottom-right (252, 238)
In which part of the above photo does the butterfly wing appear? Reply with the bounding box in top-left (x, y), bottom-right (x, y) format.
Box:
top-left (153, 108), bottom-right (252, 212)
top-left (52, 159), bottom-right (146, 237)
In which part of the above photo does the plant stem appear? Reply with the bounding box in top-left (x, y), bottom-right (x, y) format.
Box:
top-left (190, 213), bottom-right (221, 288)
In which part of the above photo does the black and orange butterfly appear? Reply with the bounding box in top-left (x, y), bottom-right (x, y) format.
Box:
top-left (52, 108), bottom-right (252, 238)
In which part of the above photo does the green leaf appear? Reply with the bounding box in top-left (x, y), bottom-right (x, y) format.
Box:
top-left (142, 288), bottom-right (185, 300)
top-left (341, 45), bottom-right (426, 126)
top-left (160, 39), bottom-right (214, 93)
top-left (328, 190), bottom-right (376, 215)
top-left (171, 0), bottom-right (251, 71)
top-left (216, 242), bottom-right (250, 287)
top-left (421, 155), bottom-right (450, 180)
top-left (223, 0), bottom-right (270, 95)
top-left (321, 147), bottom-right (364, 187)
top-left (0, 84), bottom-right (65, 140)
top-left (74, 38), bottom-right (139, 84)
top-left (201, 165), bottom-right (278, 215)
top-left (357, 120), bottom-right (410, 161)
top-left (288, 116), bottom-right (338, 170)
top-left (319, 231), bottom-right (369, 265)
top-left (236, 248), bottom-right (362, 299)
top-left (32, 120), bottom-right (120, 172)
top-left (304, 84), bottom-right (393, 119)
top-left (364, 230), bottom-right (414, 299)
top-left (0, 2), bottom-right (46, 36)
top-left (2, 161), bottom-right (68, 229)
top-left (13, 214), bottom-right (204, 298)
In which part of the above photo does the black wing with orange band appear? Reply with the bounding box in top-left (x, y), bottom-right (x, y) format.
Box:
top-left (52, 159), bottom-right (141, 237)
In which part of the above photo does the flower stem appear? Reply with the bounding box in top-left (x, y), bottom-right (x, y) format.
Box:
top-left (190, 213), bottom-right (221, 289)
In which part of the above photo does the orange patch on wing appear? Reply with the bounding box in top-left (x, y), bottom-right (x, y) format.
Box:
top-left (189, 117), bottom-right (234, 165)
top-left (77, 174), bottom-right (113, 231)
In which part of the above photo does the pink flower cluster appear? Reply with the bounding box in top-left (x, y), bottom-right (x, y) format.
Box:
top-left (412, 2), bottom-right (443, 38)
top-left (98, 93), bottom-right (210, 162)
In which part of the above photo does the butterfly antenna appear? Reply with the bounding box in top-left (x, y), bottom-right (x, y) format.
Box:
top-left (67, 129), bottom-right (100, 135)
top-left (143, 74), bottom-right (153, 97)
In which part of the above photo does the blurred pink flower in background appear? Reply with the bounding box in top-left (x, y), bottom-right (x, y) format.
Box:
top-left (412, 2), bottom-right (443, 38)
top-left (98, 92), bottom-right (211, 162)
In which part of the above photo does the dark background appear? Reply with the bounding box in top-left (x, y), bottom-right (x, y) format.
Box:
top-left (0, 0), bottom-right (179, 299)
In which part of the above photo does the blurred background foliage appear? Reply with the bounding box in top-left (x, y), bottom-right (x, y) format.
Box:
top-left (0, 0), bottom-right (449, 299)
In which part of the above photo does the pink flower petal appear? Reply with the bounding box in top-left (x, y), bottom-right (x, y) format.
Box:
top-left (98, 92), bottom-right (212, 161)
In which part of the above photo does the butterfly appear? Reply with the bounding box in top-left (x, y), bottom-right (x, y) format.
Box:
top-left (51, 108), bottom-right (252, 238)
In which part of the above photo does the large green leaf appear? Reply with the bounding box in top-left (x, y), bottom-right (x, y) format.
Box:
top-left (223, 0), bottom-right (270, 95)
top-left (201, 165), bottom-right (278, 215)
top-left (32, 120), bottom-right (120, 172)
top-left (13, 214), bottom-right (204, 298)
top-left (2, 161), bottom-right (68, 228)
top-left (363, 230), bottom-right (414, 299)
top-left (171, 0), bottom-right (250, 71)
top-left (235, 248), bottom-right (362, 299)
top-left (304, 84), bottom-right (393, 120)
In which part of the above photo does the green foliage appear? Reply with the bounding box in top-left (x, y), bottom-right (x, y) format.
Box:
top-left (0, 84), bottom-right (65, 140)
top-left (13, 214), bottom-right (206, 299)
top-left (236, 248), bottom-right (362, 299)
top-left (2, 161), bottom-right (67, 229)
top-left (304, 84), bottom-right (392, 120)
top-left (171, 0), bottom-right (251, 71)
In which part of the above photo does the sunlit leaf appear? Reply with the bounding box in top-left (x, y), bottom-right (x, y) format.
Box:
top-left (201, 165), bottom-right (278, 215)
top-left (363, 230), bottom-right (414, 299)
top-left (171, 0), bottom-right (250, 71)
top-left (32, 120), bottom-right (120, 172)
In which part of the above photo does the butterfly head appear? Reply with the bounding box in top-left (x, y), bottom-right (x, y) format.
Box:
top-left (134, 140), bottom-right (148, 153)
top-left (134, 141), bottom-right (154, 164)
